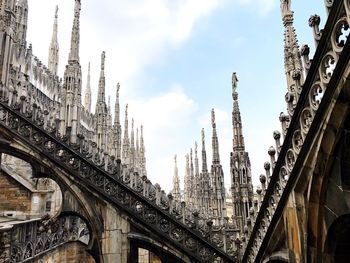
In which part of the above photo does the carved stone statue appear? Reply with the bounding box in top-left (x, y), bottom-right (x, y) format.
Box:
top-left (232, 72), bottom-right (238, 93)
top-left (211, 108), bottom-right (215, 127)
top-left (281, 0), bottom-right (291, 14)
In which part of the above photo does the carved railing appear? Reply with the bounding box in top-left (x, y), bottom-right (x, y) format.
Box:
top-left (0, 214), bottom-right (89, 263)
top-left (242, 1), bottom-right (350, 262)
top-left (0, 95), bottom-right (236, 262)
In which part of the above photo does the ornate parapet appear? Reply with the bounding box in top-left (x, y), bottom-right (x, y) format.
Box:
top-left (242, 1), bottom-right (350, 262)
top-left (0, 214), bottom-right (89, 262)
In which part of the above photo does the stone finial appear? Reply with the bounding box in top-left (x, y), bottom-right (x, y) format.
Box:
top-left (259, 174), bottom-right (266, 184)
top-left (256, 186), bottom-right (262, 195)
top-left (301, 44), bottom-right (311, 73)
top-left (273, 130), bottom-right (282, 155)
top-left (309, 14), bottom-right (322, 45)
top-left (273, 130), bottom-right (281, 140)
top-left (264, 162), bottom-right (271, 170)
top-left (268, 146), bottom-right (276, 156)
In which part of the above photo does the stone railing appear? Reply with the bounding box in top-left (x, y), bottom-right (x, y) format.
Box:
top-left (242, 1), bottom-right (350, 262)
top-left (0, 214), bottom-right (89, 262)
top-left (0, 92), bottom-right (237, 261)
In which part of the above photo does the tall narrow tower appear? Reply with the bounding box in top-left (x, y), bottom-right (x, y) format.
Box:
top-left (0, 0), bottom-right (18, 86)
top-left (139, 125), bottom-right (147, 177)
top-left (14, 0), bottom-right (28, 47)
top-left (94, 51), bottom-right (108, 150)
top-left (210, 109), bottom-right (226, 223)
top-left (122, 104), bottom-right (130, 165)
top-left (59, 0), bottom-right (82, 144)
top-left (84, 62), bottom-right (91, 113)
top-left (48, 6), bottom-right (59, 75)
top-left (184, 153), bottom-right (191, 205)
top-left (194, 142), bottom-right (200, 210)
top-left (230, 72), bottom-right (254, 232)
top-left (200, 128), bottom-right (211, 216)
top-left (129, 118), bottom-right (136, 169)
top-left (114, 83), bottom-right (122, 160)
top-left (172, 155), bottom-right (181, 202)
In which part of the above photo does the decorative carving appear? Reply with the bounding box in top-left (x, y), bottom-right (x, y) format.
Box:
top-left (4, 215), bottom-right (89, 262)
top-left (243, 1), bottom-right (348, 262)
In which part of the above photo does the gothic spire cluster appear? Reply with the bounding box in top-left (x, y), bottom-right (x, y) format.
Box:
top-left (173, 108), bottom-right (227, 223)
top-left (172, 72), bottom-right (255, 229)
top-left (4, 0), bottom-right (148, 182)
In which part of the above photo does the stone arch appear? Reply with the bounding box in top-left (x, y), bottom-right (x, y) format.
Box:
top-left (0, 138), bottom-right (104, 262)
top-left (306, 104), bottom-right (350, 262)
top-left (262, 253), bottom-right (289, 263)
top-left (128, 233), bottom-right (189, 263)
top-left (0, 151), bottom-right (63, 218)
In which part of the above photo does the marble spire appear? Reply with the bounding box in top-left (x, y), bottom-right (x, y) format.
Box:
top-left (68, 0), bottom-right (81, 63)
top-left (84, 62), bottom-right (91, 112)
top-left (48, 5), bottom-right (59, 75)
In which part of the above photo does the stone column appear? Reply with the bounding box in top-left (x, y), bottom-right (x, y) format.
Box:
top-left (100, 204), bottom-right (130, 263)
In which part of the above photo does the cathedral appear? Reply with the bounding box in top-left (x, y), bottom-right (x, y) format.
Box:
top-left (0, 0), bottom-right (349, 263)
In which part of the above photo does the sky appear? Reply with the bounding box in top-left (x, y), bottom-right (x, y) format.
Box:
top-left (26, 0), bottom-right (326, 193)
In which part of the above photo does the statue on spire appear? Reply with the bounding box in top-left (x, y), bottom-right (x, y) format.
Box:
top-left (201, 128), bottom-right (205, 145)
top-left (211, 108), bottom-right (216, 127)
top-left (281, 0), bottom-right (291, 13)
top-left (232, 72), bottom-right (238, 93)
top-left (281, 0), bottom-right (292, 19)
top-left (55, 5), bottom-right (58, 18)
top-left (101, 51), bottom-right (105, 70)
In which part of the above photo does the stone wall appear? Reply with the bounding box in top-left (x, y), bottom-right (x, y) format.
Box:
top-left (34, 242), bottom-right (95, 263)
top-left (0, 170), bottom-right (31, 213)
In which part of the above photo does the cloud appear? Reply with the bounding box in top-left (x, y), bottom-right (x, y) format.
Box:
top-left (124, 86), bottom-right (199, 190)
top-left (128, 85), bottom-right (198, 131)
top-left (26, 0), bottom-right (222, 101)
